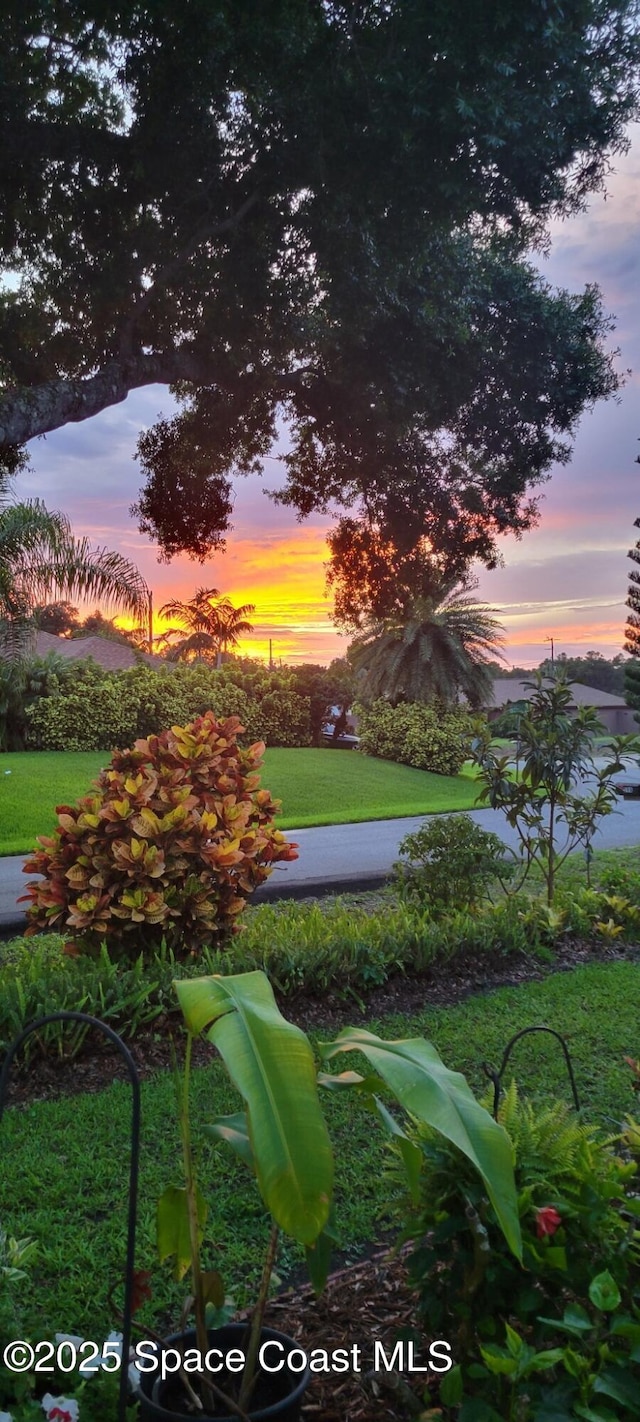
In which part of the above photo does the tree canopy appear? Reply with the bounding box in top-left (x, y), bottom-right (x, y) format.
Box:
top-left (0, 1), bottom-right (638, 594)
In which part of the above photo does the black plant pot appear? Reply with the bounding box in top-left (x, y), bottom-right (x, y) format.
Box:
top-left (135, 1324), bottom-right (311, 1422)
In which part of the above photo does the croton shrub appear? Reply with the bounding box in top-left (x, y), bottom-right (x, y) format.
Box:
top-left (21, 712), bottom-right (298, 958)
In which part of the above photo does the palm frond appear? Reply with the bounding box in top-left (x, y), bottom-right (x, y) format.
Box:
top-left (349, 579), bottom-right (505, 706)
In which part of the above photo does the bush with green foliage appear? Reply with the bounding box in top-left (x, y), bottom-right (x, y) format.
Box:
top-left (357, 699), bottom-right (475, 774)
top-left (394, 814), bottom-right (514, 913)
top-left (21, 712), bottom-right (297, 957)
top-left (489, 698), bottom-right (529, 740)
top-left (0, 650), bottom-right (101, 750)
top-left (394, 1081), bottom-right (640, 1419)
top-left (23, 659), bottom-right (312, 750)
top-left (24, 676), bottom-right (143, 751)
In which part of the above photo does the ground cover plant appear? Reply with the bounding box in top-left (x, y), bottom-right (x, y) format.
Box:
top-left (0, 747), bottom-right (481, 855)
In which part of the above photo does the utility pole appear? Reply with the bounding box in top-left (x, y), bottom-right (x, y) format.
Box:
top-left (269, 638), bottom-right (273, 670)
top-left (545, 635), bottom-right (555, 667)
top-left (148, 590), bottom-right (153, 654)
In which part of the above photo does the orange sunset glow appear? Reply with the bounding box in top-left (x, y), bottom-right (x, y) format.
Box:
top-left (111, 523), bottom-right (349, 666)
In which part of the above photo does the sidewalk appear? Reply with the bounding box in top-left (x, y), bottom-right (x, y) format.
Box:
top-left (3, 799), bottom-right (640, 932)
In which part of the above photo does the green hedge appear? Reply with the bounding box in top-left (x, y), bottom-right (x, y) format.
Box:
top-left (23, 661), bottom-right (311, 751)
top-left (357, 699), bottom-right (475, 774)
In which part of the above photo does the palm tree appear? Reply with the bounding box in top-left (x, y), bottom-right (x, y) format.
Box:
top-left (159, 587), bottom-right (255, 664)
top-left (349, 580), bottom-right (505, 709)
top-left (0, 476), bottom-right (149, 659)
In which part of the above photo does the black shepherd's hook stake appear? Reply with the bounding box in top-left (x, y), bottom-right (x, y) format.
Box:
top-left (0, 1012), bottom-right (141, 1422)
top-left (482, 1025), bottom-right (581, 1120)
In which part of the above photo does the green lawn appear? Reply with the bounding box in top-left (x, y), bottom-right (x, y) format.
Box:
top-left (1, 959), bottom-right (637, 1341)
top-left (0, 748), bottom-right (481, 855)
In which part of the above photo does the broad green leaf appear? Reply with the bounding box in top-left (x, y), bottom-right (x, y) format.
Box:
top-left (574, 1407), bottom-right (619, 1422)
top-left (545, 1245), bottom-right (568, 1271)
top-left (201, 1270), bottom-right (225, 1308)
top-left (539, 1304), bottom-right (591, 1336)
top-left (460, 1402), bottom-right (503, 1422)
top-left (317, 1070), bottom-right (381, 1093)
top-left (505, 1322), bottom-right (524, 1357)
top-left (529, 1349), bottom-right (564, 1371)
top-left (175, 971), bottom-right (333, 1245)
top-left (610, 1316), bottom-right (640, 1344)
top-left (203, 1111), bottom-right (255, 1171)
top-left (439, 1364), bottom-right (464, 1407)
top-left (589, 1271), bottom-right (621, 1312)
top-left (320, 1027), bottom-right (521, 1258)
top-left (157, 1184), bottom-right (208, 1282)
top-left (593, 1366), bottom-right (640, 1411)
top-left (563, 1304), bottom-right (592, 1331)
top-left (479, 1345), bottom-right (518, 1376)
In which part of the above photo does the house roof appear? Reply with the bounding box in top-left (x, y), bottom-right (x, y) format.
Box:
top-left (30, 630), bottom-right (165, 672)
top-left (489, 678), bottom-right (627, 710)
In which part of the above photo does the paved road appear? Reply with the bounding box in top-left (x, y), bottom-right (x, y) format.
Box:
top-left (2, 798), bottom-right (640, 931)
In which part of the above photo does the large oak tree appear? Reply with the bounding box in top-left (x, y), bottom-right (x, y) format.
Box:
top-left (0, 1), bottom-right (638, 597)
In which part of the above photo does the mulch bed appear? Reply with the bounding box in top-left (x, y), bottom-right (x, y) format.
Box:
top-left (246, 1244), bottom-right (435, 1422)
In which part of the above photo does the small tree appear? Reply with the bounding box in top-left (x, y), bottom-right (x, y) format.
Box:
top-left (471, 674), bottom-right (639, 904)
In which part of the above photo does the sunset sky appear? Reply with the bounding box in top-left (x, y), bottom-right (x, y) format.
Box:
top-left (15, 124), bottom-right (640, 669)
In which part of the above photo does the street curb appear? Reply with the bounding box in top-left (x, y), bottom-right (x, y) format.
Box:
top-left (0, 871), bottom-right (392, 938)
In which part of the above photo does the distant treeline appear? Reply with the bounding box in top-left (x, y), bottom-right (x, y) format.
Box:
top-left (488, 652), bottom-right (626, 697)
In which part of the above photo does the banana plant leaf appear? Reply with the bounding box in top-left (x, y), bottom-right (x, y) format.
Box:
top-left (175, 971), bottom-right (333, 1246)
top-left (203, 1111), bottom-right (255, 1171)
top-left (320, 1027), bottom-right (522, 1259)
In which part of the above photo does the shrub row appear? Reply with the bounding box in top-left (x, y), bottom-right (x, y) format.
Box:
top-left (356, 698), bottom-right (475, 774)
top-left (3, 883), bottom-right (639, 1062)
top-left (23, 660), bottom-right (312, 751)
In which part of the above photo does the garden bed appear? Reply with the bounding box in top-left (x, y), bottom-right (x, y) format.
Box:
top-left (2, 955), bottom-right (639, 1422)
top-left (3, 932), bottom-right (637, 1107)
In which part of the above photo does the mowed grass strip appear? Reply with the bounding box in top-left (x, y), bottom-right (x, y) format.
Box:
top-left (1, 959), bottom-right (638, 1341)
top-left (0, 748), bottom-right (481, 855)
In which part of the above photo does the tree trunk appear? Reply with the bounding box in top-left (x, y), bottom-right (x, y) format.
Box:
top-left (0, 353), bottom-right (208, 446)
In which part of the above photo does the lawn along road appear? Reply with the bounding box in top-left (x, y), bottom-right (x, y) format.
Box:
top-left (2, 798), bottom-right (640, 931)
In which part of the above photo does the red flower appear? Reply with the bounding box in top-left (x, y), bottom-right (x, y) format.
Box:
top-left (535, 1206), bottom-right (562, 1239)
